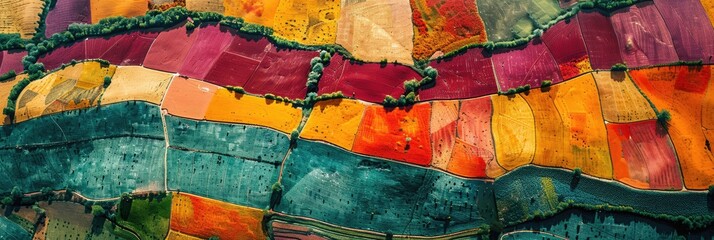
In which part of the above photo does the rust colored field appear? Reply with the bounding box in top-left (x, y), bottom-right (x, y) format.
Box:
top-left (224, 0), bottom-right (281, 27)
top-left (0, 0), bottom-right (44, 38)
top-left (451, 97), bottom-right (504, 178)
top-left (336, 0), bottom-right (414, 64)
top-left (301, 98), bottom-right (367, 150)
top-left (629, 65), bottom-right (714, 189)
top-left (491, 94), bottom-right (535, 171)
top-left (14, 62), bottom-right (116, 123)
top-left (410, 0), bottom-right (487, 59)
top-left (523, 74), bottom-right (612, 179)
top-left (102, 66), bottom-right (174, 105)
top-left (353, 103), bottom-right (432, 166)
top-left (204, 88), bottom-right (302, 133)
top-left (171, 193), bottom-right (266, 240)
top-left (162, 76), bottom-right (221, 120)
top-left (90, 0), bottom-right (148, 23)
top-left (272, 0), bottom-right (340, 45)
top-left (607, 120), bottom-right (682, 190)
top-left (592, 71), bottom-right (656, 123)
top-left (0, 74), bottom-right (22, 125)
top-left (430, 100), bottom-right (458, 170)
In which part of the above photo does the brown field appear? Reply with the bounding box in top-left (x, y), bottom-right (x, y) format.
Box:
top-left (301, 98), bottom-right (367, 150)
top-left (491, 94), bottom-right (535, 170)
top-left (592, 71), bottom-right (656, 123)
top-left (223, 0), bottom-right (281, 27)
top-left (336, 0), bottom-right (415, 64)
top-left (90, 0), bottom-right (148, 23)
top-left (0, 0), bottom-right (44, 38)
top-left (186, 0), bottom-right (224, 13)
top-left (101, 66), bottom-right (174, 105)
top-left (273, 0), bottom-right (340, 45)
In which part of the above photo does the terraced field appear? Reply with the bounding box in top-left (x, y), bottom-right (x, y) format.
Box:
top-left (1, 1), bottom-right (714, 239)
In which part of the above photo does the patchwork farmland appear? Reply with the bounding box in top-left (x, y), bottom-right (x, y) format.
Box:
top-left (0, 1), bottom-right (714, 239)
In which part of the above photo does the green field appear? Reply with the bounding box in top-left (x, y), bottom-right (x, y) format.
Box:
top-left (116, 194), bottom-right (172, 240)
top-left (477, 0), bottom-right (563, 41)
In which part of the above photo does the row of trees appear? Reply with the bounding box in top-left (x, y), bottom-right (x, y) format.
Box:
top-left (383, 66), bottom-right (438, 108)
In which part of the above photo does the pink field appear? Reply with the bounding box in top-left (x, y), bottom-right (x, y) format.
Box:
top-left (244, 48), bottom-right (316, 99)
top-left (178, 24), bottom-right (234, 79)
top-left (492, 39), bottom-right (563, 90)
top-left (85, 31), bottom-right (159, 66)
top-left (318, 55), bottom-right (422, 103)
top-left (654, 0), bottom-right (714, 62)
top-left (608, 120), bottom-right (682, 190)
top-left (45, 0), bottom-right (91, 37)
top-left (0, 50), bottom-right (26, 74)
top-left (420, 49), bottom-right (498, 100)
top-left (37, 41), bottom-right (86, 70)
top-left (578, 11), bottom-right (623, 69)
top-left (542, 17), bottom-right (589, 79)
top-left (143, 25), bottom-right (199, 72)
top-left (610, 2), bottom-right (679, 68)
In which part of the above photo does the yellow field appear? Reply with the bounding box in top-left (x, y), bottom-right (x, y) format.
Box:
top-left (0, 74), bottom-right (23, 125)
top-left (491, 94), bottom-right (535, 170)
top-left (336, 0), bottom-right (414, 64)
top-left (14, 62), bottom-right (116, 122)
top-left (0, 0), bottom-right (44, 38)
top-left (524, 74), bottom-right (612, 178)
top-left (272, 0), bottom-right (340, 45)
top-left (701, 0), bottom-right (714, 27)
top-left (90, 0), bottom-right (148, 23)
top-left (204, 89), bottom-right (302, 133)
top-left (223, 0), bottom-right (281, 27)
top-left (186, 0), bottom-right (224, 13)
top-left (593, 71), bottom-right (656, 123)
top-left (430, 100), bottom-right (458, 170)
top-left (301, 98), bottom-right (366, 150)
top-left (101, 66), bottom-right (174, 105)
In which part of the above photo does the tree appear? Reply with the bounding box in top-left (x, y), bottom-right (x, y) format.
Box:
top-left (541, 80), bottom-right (552, 87)
top-left (290, 129), bottom-right (299, 147)
top-left (657, 110), bottom-right (671, 128)
top-left (1, 197), bottom-right (12, 206)
top-left (319, 50), bottom-right (331, 62)
top-left (103, 76), bottom-right (111, 88)
top-left (611, 63), bottom-right (627, 71)
top-left (91, 204), bottom-right (105, 216)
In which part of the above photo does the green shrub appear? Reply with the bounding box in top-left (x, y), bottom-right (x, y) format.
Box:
top-left (264, 93), bottom-right (275, 100)
top-left (541, 80), bottom-right (552, 87)
top-left (657, 109), bottom-right (671, 127)
top-left (0, 70), bottom-right (17, 82)
top-left (185, 21), bottom-right (195, 30)
top-left (611, 63), bottom-right (628, 71)
top-left (103, 76), bottom-right (111, 88)
top-left (91, 204), bottom-right (105, 216)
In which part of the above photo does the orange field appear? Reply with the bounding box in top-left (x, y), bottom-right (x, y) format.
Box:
top-left (523, 74), bottom-right (612, 179)
top-left (701, 0), bottom-right (714, 27)
top-left (410, 0), bottom-right (488, 59)
top-left (204, 88), bottom-right (302, 133)
top-left (629, 65), bottom-right (714, 189)
top-left (272, 0), bottom-right (340, 45)
top-left (336, 0), bottom-right (415, 64)
top-left (224, 0), bottom-right (281, 27)
top-left (101, 66), bottom-right (174, 105)
top-left (430, 100), bottom-right (458, 170)
top-left (450, 97), bottom-right (504, 178)
top-left (353, 103), bottom-right (432, 166)
top-left (90, 0), bottom-right (148, 23)
top-left (14, 62), bottom-right (116, 122)
top-left (301, 98), bottom-right (367, 150)
top-left (162, 77), bottom-right (221, 120)
top-left (171, 193), bottom-right (266, 240)
top-left (491, 94), bottom-right (535, 170)
top-left (592, 71), bottom-right (656, 123)
top-left (0, 74), bottom-right (22, 125)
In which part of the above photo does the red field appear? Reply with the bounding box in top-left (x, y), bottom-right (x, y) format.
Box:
top-left (421, 49), bottom-right (498, 100)
top-left (542, 17), bottom-right (591, 80)
top-left (318, 55), bottom-right (422, 103)
top-left (85, 31), bottom-right (159, 66)
top-left (203, 51), bottom-right (260, 88)
top-left (578, 11), bottom-right (623, 70)
top-left (0, 50), bottom-right (25, 74)
top-left (610, 2), bottom-right (679, 68)
top-left (37, 41), bottom-right (86, 71)
top-left (629, 65), bottom-right (714, 189)
top-left (450, 97), bottom-right (501, 178)
top-left (44, 0), bottom-right (90, 37)
top-left (654, 0), bottom-right (714, 62)
top-left (178, 24), bottom-right (234, 79)
top-left (171, 193), bottom-right (266, 240)
top-left (143, 25), bottom-right (199, 72)
top-left (244, 48), bottom-right (316, 99)
top-left (353, 103), bottom-right (432, 166)
top-left (607, 120), bottom-right (682, 190)
top-left (492, 39), bottom-right (563, 91)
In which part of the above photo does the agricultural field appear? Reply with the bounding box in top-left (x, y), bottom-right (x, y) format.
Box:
top-left (2, 1), bottom-right (714, 239)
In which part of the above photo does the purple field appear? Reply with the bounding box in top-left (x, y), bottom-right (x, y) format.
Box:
top-left (178, 24), bottom-right (234, 79)
top-left (0, 50), bottom-right (26, 74)
top-left (244, 48), bottom-right (316, 99)
top-left (44, 0), bottom-right (91, 37)
top-left (492, 39), bottom-right (562, 90)
top-left (542, 17), bottom-right (589, 79)
top-left (37, 41), bottom-right (86, 70)
top-left (421, 49), bottom-right (498, 100)
top-left (610, 2), bottom-right (679, 68)
top-left (578, 11), bottom-right (623, 69)
top-left (85, 31), bottom-right (159, 66)
top-left (143, 25), bottom-right (199, 72)
top-left (654, 0), bottom-right (714, 62)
